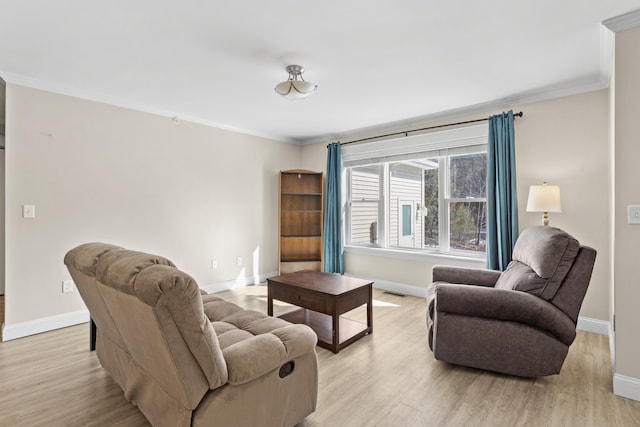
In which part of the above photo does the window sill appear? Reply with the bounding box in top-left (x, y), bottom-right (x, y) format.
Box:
top-left (344, 245), bottom-right (487, 267)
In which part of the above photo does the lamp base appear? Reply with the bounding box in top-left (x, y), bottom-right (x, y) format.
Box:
top-left (542, 212), bottom-right (549, 226)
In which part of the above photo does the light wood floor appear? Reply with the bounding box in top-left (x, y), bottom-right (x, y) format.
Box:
top-left (0, 287), bottom-right (638, 427)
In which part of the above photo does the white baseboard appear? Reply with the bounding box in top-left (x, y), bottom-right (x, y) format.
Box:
top-left (2, 309), bottom-right (89, 342)
top-left (1, 271), bottom-right (281, 341)
top-left (201, 270), bottom-right (278, 294)
top-left (0, 271), bottom-right (612, 348)
top-left (576, 316), bottom-right (609, 336)
top-left (347, 273), bottom-right (609, 336)
top-left (609, 322), bottom-right (616, 373)
top-left (614, 374), bottom-right (640, 402)
top-left (344, 273), bottom-right (427, 298)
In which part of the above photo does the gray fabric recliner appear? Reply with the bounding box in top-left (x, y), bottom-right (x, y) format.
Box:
top-left (64, 243), bottom-right (318, 427)
top-left (427, 226), bottom-right (597, 377)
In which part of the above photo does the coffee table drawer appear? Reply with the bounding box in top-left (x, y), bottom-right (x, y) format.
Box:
top-left (272, 286), bottom-right (326, 313)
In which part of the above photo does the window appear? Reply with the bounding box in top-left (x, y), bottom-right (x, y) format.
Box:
top-left (343, 124), bottom-right (488, 257)
top-left (349, 164), bottom-right (382, 245)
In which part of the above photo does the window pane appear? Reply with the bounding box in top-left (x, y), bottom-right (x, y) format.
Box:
top-left (389, 162), bottom-right (425, 249)
top-left (449, 201), bottom-right (487, 252)
top-left (351, 202), bottom-right (379, 245)
top-left (351, 165), bottom-right (379, 200)
top-left (450, 153), bottom-right (486, 199)
top-left (402, 205), bottom-right (412, 236)
top-left (423, 166), bottom-right (439, 249)
top-left (349, 165), bottom-right (380, 246)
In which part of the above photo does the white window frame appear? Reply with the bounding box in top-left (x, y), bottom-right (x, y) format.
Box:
top-left (342, 124), bottom-right (488, 261)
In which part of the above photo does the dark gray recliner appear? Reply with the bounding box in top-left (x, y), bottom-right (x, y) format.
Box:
top-left (427, 226), bottom-right (597, 377)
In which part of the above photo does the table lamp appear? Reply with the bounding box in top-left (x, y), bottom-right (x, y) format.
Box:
top-left (526, 182), bottom-right (561, 226)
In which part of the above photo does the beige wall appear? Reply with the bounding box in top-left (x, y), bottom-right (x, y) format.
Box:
top-left (302, 89), bottom-right (610, 321)
top-left (4, 84), bottom-right (301, 326)
top-left (1, 81), bottom-right (616, 342)
top-left (613, 26), bottom-right (640, 379)
top-left (0, 138), bottom-right (4, 295)
top-left (300, 142), bottom-right (325, 172)
top-left (517, 90), bottom-right (610, 321)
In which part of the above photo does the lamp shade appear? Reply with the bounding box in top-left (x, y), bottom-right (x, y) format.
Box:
top-left (526, 184), bottom-right (561, 213)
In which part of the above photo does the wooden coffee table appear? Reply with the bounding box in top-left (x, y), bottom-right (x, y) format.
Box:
top-left (267, 270), bottom-right (373, 353)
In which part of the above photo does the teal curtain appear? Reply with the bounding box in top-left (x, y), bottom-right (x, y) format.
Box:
top-left (322, 142), bottom-right (345, 274)
top-left (486, 111), bottom-right (519, 271)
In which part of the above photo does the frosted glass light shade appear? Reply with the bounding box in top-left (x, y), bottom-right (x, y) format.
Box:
top-left (274, 64), bottom-right (317, 100)
top-left (274, 80), bottom-right (317, 100)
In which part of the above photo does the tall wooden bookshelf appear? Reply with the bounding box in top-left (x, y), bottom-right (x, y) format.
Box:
top-left (279, 170), bottom-right (324, 274)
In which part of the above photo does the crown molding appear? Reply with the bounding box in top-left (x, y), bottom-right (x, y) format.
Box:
top-left (3, 8), bottom-right (630, 149)
top-left (0, 66), bottom-right (610, 148)
top-left (298, 75), bottom-right (609, 146)
top-left (0, 71), bottom-right (297, 144)
top-left (603, 9), bottom-right (640, 32)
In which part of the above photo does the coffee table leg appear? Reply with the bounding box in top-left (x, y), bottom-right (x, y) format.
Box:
top-left (367, 284), bottom-right (373, 334)
top-left (267, 281), bottom-right (273, 316)
top-left (333, 313), bottom-right (339, 353)
top-left (90, 317), bottom-right (96, 351)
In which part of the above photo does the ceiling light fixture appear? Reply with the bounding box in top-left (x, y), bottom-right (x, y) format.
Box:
top-left (274, 65), bottom-right (317, 100)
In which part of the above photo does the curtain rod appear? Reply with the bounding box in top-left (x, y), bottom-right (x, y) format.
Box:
top-left (338, 111), bottom-right (523, 146)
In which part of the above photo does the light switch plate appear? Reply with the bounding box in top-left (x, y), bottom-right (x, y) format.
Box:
top-left (627, 205), bottom-right (640, 224)
top-left (62, 280), bottom-right (74, 293)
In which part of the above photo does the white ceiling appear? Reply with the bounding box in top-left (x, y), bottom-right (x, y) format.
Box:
top-left (0, 1), bottom-right (639, 144)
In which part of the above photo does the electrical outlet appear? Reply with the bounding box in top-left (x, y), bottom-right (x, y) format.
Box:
top-left (236, 256), bottom-right (242, 266)
top-left (22, 204), bottom-right (36, 219)
top-left (62, 280), bottom-right (74, 293)
top-left (211, 259), bottom-right (218, 269)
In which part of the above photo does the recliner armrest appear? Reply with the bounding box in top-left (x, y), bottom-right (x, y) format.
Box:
top-left (434, 283), bottom-right (576, 345)
top-left (222, 324), bottom-right (317, 386)
top-left (432, 265), bottom-right (501, 287)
